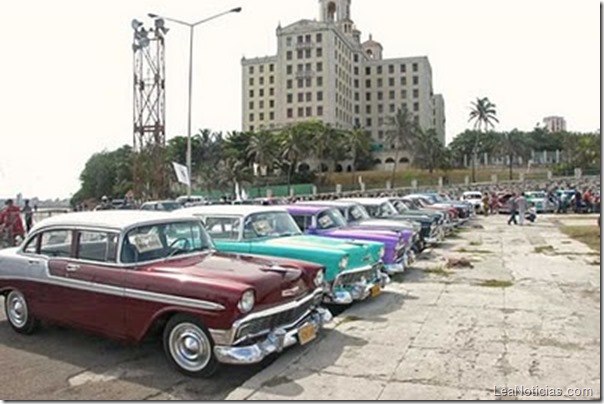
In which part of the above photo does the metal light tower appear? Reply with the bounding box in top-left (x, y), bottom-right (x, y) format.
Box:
top-left (132, 18), bottom-right (169, 200)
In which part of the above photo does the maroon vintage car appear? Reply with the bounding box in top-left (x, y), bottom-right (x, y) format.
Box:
top-left (0, 211), bottom-right (331, 377)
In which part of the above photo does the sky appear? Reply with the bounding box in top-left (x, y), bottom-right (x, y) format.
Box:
top-left (0, 0), bottom-right (600, 200)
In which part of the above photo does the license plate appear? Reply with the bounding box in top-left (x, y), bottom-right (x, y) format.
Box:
top-left (298, 323), bottom-right (317, 346)
top-left (371, 285), bottom-right (382, 297)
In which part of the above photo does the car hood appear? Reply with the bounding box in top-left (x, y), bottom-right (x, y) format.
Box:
top-left (321, 227), bottom-right (400, 248)
top-left (355, 219), bottom-right (421, 233)
top-left (147, 252), bottom-right (313, 309)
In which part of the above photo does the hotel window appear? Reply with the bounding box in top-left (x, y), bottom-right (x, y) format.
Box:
top-left (297, 50), bottom-right (304, 59)
top-left (305, 49), bottom-right (311, 58)
top-left (378, 130), bottom-right (384, 140)
top-left (401, 90), bottom-right (407, 98)
top-left (287, 108), bottom-right (293, 118)
top-left (249, 113), bottom-right (254, 122)
top-left (305, 78), bottom-right (312, 87)
top-left (388, 77), bottom-right (395, 86)
top-left (249, 101), bottom-right (254, 110)
top-left (316, 33), bottom-right (322, 43)
top-left (298, 93), bottom-right (304, 102)
top-left (305, 34), bottom-right (311, 43)
top-left (259, 65), bottom-right (264, 73)
top-left (287, 94), bottom-right (293, 103)
top-left (259, 89), bottom-right (264, 97)
top-left (270, 111), bottom-right (274, 120)
top-left (297, 35), bottom-right (303, 43)
top-left (249, 66), bottom-right (254, 74)
top-left (378, 104), bottom-right (383, 113)
top-left (249, 90), bottom-right (254, 98)
top-left (354, 54), bottom-right (359, 62)
top-left (249, 77), bottom-right (254, 86)
top-left (389, 90), bottom-right (395, 100)
top-left (354, 79), bottom-right (359, 88)
top-left (269, 76), bottom-right (274, 84)
top-left (298, 107), bottom-right (304, 117)
top-left (413, 76), bottom-right (419, 85)
top-left (287, 51), bottom-right (292, 61)
top-left (306, 92), bottom-right (312, 102)
top-left (249, 125), bottom-right (254, 132)
top-left (413, 89), bottom-right (419, 98)
top-left (366, 105), bottom-right (372, 114)
top-left (317, 106), bottom-right (323, 116)
top-left (269, 64), bottom-right (274, 72)
top-left (269, 100), bottom-right (274, 108)
top-left (259, 100), bottom-right (264, 109)
top-left (412, 63), bottom-right (418, 72)
top-left (366, 92), bottom-right (371, 101)
top-left (400, 77), bottom-right (407, 86)
top-left (388, 65), bottom-right (394, 74)
top-left (414, 102), bottom-right (419, 112)
top-left (259, 113), bottom-right (264, 120)
top-left (377, 78), bottom-right (383, 87)
top-left (259, 77), bottom-right (264, 85)
top-left (317, 91), bottom-right (323, 101)
top-left (355, 105), bottom-right (360, 114)
top-left (400, 64), bottom-right (406, 73)
top-left (354, 92), bottom-right (359, 101)
top-left (286, 37), bottom-right (292, 47)
top-left (317, 62), bottom-right (323, 72)
top-left (365, 66), bottom-right (371, 75)
top-left (297, 79), bottom-right (304, 88)
top-left (317, 76), bottom-right (323, 86)
top-left (377, 66), bottom-right (383, 74)
top-left (287, 65), bottom-right (292, 75)
top-left (269, 88), bottom-right (274, 96)
top-left (316, 48), bottom-right (323, 57)
top-left (306, 107), bottom-right (312, 117)
top-left (365, 79), bottom-right (371, 88)
top-left (377, 91), bottom-right (383, 101)
top-left (305, 62), bottom-right (311, 71)
top-left (366, 118), bottom-right (372, 127)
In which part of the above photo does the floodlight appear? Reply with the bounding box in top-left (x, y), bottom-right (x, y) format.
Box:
top-left (131, 19), bottom-right (143, 30)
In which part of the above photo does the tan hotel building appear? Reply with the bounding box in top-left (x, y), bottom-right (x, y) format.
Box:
top-left (242, 0), bottom-right (446, 169)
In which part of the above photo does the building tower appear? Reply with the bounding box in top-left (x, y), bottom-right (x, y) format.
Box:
top-left (131, 18), bottom-right (169, 200)
top-left (319, 0), bottom-right (354, 35)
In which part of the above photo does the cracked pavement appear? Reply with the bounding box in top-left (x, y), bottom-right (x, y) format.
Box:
top-left (227, 215), bottom-right (601, 400)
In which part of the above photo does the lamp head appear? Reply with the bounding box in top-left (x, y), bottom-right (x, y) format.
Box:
top-left (231, 7), bottom-right (242, 13)
top-left (148, 13), bottom-right (159, 18)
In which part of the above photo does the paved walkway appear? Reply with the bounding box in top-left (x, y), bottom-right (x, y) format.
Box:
top-left (227, 215), bottom-right (601, 400)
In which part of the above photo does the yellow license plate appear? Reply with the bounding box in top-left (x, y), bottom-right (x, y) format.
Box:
top-left (371, 285), bottom-right (382, 297)
top-left (298, 323), bottom-right (317, 346)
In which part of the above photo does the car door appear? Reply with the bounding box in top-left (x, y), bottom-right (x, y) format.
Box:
top-left (204, 216), bottom-right (250, 254)
top-left (45, 229), bottom-right (126, 338)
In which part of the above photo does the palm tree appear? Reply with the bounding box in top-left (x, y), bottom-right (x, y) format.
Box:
top-left (279, 123), bottom-right (314, 194)
top-left (468, 97), bottom-right (499, 182)
top-left (247, 131), bottom-right (278, 179)
top-left (413, 128), bottom-right (444, 175)
top-left (346, 126), bottom-right (371, 185)
top-left (309, 121), bottom-right (331, 173)
top-left (385, 105), bottom-right (419, 186)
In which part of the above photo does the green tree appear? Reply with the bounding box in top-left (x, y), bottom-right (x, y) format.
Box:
top-left (468, 97), bottom-right (499, 182)
top-left (345, 126), bottom-right (372, 184)
top-left (385, 105), bottom-right (419, 185)
top-left (413, 129), bottom-right (446, 174)
top-left (247, 130), bottom-right (278, 178)
top-left (279, 122), bottom-right (315, 193)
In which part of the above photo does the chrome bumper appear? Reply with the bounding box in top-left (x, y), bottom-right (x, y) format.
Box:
top-left (213, 307), bottom-right (332, 365)
top-left (327, 270), bottom-right (390, 305)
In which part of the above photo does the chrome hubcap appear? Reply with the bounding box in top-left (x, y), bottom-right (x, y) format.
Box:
top-left (168, 323), bottom-right (212, 372)
top-left (7, 291), bottom-right (28, 328)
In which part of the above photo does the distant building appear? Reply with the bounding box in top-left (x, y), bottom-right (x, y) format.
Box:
top-left (543, 116), bottom-right (567, 133)
top-left (241, 0), bottom-right (445, 170)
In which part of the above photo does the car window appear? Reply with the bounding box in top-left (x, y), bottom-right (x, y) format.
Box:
top-left (316, 209), bottom-right (346, 230)
top-left (349, 205), bottom-right (368, 221)
top-left (40, 230), bottom-right (73, 258)
top-left (243, 212), bottom-right (301, 239)
top-left (204, 217), bottom-right (241, 240)
top-left (292, 215), bottom-right (310, 231)
top-left (77, 231), bottom-right (119, 263)
top-left (22, 234), bottom-right (39, 254)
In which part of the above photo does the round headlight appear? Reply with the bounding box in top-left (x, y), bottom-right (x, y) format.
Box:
top-left (237, 290), bottom-right (255, 313)
top-left (378, 246), bottom-right (385, 258)
top-left (314, 270), bottom-right (324, 287)
top-left (339, 255), bottom-right (349, 270)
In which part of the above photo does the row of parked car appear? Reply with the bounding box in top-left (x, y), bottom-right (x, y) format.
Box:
top-left (0, 193), bottom-right (474, 377)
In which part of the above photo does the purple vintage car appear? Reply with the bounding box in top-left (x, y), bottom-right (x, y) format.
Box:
top-left (285, 205), bottom-right (412, 274)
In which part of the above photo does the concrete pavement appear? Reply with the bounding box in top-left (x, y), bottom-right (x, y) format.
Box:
top-left (227, 215), bottom-right (601, 400)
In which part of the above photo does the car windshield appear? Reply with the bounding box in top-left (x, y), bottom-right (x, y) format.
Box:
top-left (464, 193), bottom-right (482, 200)
top-left (391, 200), bottom-right (409, 213)
top-left (316, 208), bottom-right (347, 230)
top-left (159, 202), bottom-right (182, 211)
top-left (364, 202), bottom-right (398, 218)
top-left (121, 220), bottom-right (213, 264)
top-left (348, 204), bottom-right (370, 221)
top-left (243, 212), bottom-right (302, 239)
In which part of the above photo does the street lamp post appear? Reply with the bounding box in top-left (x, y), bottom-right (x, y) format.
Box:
top-left (148, 7), bottom-right (242, 198)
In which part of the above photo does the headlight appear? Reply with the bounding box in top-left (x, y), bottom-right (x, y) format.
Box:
top-left (314, 270), bottom-right (324, 287)
top-left (339, 255), bottom-right (349, 270)
top-left (237, 290), bottom-right (255, 313)
top-left (378, 246), bottom-right (385, 258)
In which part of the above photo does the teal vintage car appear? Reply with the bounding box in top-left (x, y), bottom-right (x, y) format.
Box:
top-left (178, 205), bottom-right (389, 304)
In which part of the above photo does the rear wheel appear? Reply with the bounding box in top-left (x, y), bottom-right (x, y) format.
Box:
top-left (162, 314), bottom-right (219, 378)
top-left (4, 290), bottom-right (39, 334)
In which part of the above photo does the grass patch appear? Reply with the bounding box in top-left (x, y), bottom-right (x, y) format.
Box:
top-left (424, 266), bottom-right (453, 277)
top-left (534, 245), bottom-right (556, 254)
top-left (456, 248), bottom-right (492, 254)
top-left (480, 279), bottom-right (513, 288)
top-left (559, 226), bottom-right (600, 254)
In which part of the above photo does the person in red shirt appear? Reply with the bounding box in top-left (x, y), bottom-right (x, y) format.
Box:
top-left (0, 199), bottom-right (25, 246)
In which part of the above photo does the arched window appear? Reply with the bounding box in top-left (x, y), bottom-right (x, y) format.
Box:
top-left (298, 163), bottom-right (310, 173)
top-left (346, 165), bottom-right (352, 172)
top-left (373, 158), bottom-right (383, 165)
top-left (385, 158), bottom-right (395, 164)
top-left (327, 2), bottom-right (337, 21)
top-left (336, 164), bottom-right (343, 173)
top-left (399, 157), bottom-right (410, 164)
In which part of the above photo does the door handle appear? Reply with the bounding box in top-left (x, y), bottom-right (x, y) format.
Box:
top-left (65, 264), bottom-right (80, 272)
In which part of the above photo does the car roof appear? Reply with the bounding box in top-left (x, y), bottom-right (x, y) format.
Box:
top-left (32, 211), bottom-right (198, 232)
top-left (295, 200), bottom-right (360, 208)
top-left (178, 205), bottom-right (288, 216)
top-left (283, 205), bottom-right (327, 214)
top-left (340, 197), bottom-right (389, 205)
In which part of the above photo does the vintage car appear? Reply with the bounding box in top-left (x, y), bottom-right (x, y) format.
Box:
top-left (178, 206), bottom-right (389, 305)
top-left (524, 191), bottom-right (555, 213)
top-left (284, 205), bottom-right (413, 274)
top-left (140, 200), bottom-right (182, 212)
top-left (413, 193), bottom-right (473, 219)
top-left (460, 191), bottom-right (484, 213)
top-left (341, 198), bottom-right (444, 245)
top-left (297, 200), bottom-right (423, 251)
top-left (0, 211), bottom-right (332, 377)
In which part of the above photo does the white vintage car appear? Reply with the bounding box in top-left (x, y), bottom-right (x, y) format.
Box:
top-left (460, 191), bottom-right (484, 213)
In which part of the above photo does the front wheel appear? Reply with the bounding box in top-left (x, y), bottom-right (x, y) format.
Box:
top-left (4, 290), bottom-right (39, 334)
top-left (163, 314), bottom-right (219, 378)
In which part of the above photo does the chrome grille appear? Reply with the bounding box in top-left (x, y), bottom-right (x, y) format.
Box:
top-left (235, 297), bottom-right (315, 341)
top-left (336, 264), bottom-right (381, 287)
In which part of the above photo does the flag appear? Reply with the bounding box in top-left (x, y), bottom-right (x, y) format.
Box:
top-left (241, 188), bottom-right (248, 201)
top-left (172, 162), bottom-right (190, 186)
top-left (234, 181), bottom-right (241, 201)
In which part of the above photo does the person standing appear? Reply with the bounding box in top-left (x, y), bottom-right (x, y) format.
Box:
top-left (0, 200), bottom-right (25, 246)
top-left (21, 199), bottom-right (33, 233)
top-left (517, 193), bottom-right (528, 226)
top-left (507, 193), bottom-right (518, 225)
